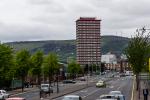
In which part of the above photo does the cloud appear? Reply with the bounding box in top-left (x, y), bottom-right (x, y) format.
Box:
top-left (0, 0), bottom-right (150, 42)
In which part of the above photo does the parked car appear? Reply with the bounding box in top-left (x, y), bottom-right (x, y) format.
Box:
top-left (119, 73), bottom-right (126, 77)
top-left (79, 77), bottom-right (86, 81)
top-left (24, 82), bottom-right (31, 88)
top-left (62, 95), bottom-right (82, 100)
top-left (63, 80), bottom-right (76, 84)
top-left (0, 90), bottom-right (9, 100)
top-left (6, 97), bottom-right (26, 100)
top-left (40, 84), bottom-right (53, 93)
top-left (96, 80), bottom-right (106, 88)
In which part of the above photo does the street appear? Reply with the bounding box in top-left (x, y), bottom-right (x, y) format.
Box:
top-left (9, 74), bottom-right (133, 100)
top-left (54, 76), bottom-right (133, 100)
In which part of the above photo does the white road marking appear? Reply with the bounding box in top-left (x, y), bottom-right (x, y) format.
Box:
top-left (80, 90), bottom-right (87, 92)
top-left (82, 89), bottom-right (100, 98)
top-left (117, 85), bottom-right (122, 90)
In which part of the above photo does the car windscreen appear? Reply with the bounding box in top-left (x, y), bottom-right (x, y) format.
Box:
top-left (100, 96), bottom-right (116, 99)
top-left (41, 85), bottom-right (49, 87)
top-left (63, 97), bottom-right (79, 100)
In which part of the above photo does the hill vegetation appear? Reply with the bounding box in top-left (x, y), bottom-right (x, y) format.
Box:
top-left (6, 35), bottom-right (129, 62)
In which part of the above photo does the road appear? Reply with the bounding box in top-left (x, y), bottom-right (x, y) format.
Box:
top-left (9, 72), bottom-right (133, 100)
top-left (54, 76), bottom-right (133, 100)
top-left (10, 78), bottom-right (97, 100)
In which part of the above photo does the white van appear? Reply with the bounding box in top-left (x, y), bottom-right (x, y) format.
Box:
top-left (62, 95), bottom-right (82, 100)
top-left (40, 84), bottom-right (53, 93)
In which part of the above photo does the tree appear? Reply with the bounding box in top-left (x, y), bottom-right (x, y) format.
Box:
top-left (30, 50), bottom-right (43, 85)
top-left (125, 27), bottom-right (150, 90)
top-left (0, 44), bottom-right (14, 88)
top-left (15, 49), bottom-right (31, 92)
top-left (43, 52), bottom-right (59, 94)
top-left (68, 60), bottom-right (81, 79)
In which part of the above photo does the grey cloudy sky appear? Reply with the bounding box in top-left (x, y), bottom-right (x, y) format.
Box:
top-left (0, 0), bottom-right (150, 42)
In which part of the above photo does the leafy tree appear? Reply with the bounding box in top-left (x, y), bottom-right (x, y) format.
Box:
top-left (68, 60), bottom-right (81, 79)
top-left (30, 50), bottom-right (43, 85)
top-left (125, 27), bottom-right (150, 90)
top-left (0, 44), bottom-right (14, 88)
top-left (43, 53), bottom-right (59, 88)
top-left (15, 49), bottom-right (31, 92)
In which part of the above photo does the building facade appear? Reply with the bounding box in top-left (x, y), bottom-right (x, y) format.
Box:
top-left (76, 17), bottom-right (101, 67)
top-left (101, 52), bottom-right (117, 64)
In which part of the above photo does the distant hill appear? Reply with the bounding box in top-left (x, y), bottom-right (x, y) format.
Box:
top-left (6, 35), bottom-right (129, 62)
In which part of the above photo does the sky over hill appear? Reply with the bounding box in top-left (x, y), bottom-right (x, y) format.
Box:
top-left (0, 0), bottom-right (149, 42)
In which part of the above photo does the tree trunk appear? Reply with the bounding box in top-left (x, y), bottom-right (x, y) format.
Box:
top-left (38, 74), bottom-right (41, 86)
top-left (136, 73), bottom-right (139, 91)
top-left (21, 75), bottom-right (24, 92)
top-left (49, 73), bottom-right (51, 96)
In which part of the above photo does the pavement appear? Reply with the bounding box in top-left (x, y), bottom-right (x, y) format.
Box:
top-left (8, 86), bottom-right (39, 96)
top-left (133, 76), bottom-right (150, 100)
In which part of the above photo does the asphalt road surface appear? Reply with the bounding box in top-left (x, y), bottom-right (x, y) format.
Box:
top-left (54, 76), bottom-right (133, 100)
top-left (9, 72), bottom-right (131, 100)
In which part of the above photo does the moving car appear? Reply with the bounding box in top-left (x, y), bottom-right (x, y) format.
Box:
top-left (40, 84), bottom-right (53, 93)
top-left (0, 90), bottom-right (9, 100)
top-left (98, 94), bottom-right (125, 100)
top-left (62, 95), bottom-right (82, 100)
top-left (63, 80), bottom-right (76, 84)
top-left (6, 97), bottom-right (26, 100)
top-left (96, 80), bottom-right (106, 88)
top-left (99, 94), bottom-right (117, 100)
top-left (115, 94), bottom-right (125, 100)
top-left (109, 91), bottom-right (122, 96)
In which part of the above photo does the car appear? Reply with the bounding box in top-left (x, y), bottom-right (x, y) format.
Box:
top-left (96, 80), bottom-right (106, 88)
top-left (115, 75), bottom-right (120, 78)
top-left (119, 73), bottom-right (125, 77)
top-left (6, 97), bottom-right (26, 100)
top-left (63, 80), bottom-right (76, 84)
top-left (0, 90), bottom-right (9, 100)
top-left (115, 94), bottom-right (125, 100)
top-left (109, 91), bottom-right (122, 96)
top-left (24, 82), bottom-right (31, 88)
top-left (79, 77), bottom-right (86, 81)
top-left (98, 94), bottom-right (125, 100)
top-left (101, 72), bottom-right (106, 75)
top-left (62, 95), bottom-right (82, 100)
top-left (40, 84), bottom-right (53, 93)
top-left (99, 94), bottom-right (117, 100)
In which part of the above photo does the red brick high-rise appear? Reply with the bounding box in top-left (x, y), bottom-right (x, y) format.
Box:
top-left (76, 17), bottom-right (101, 67)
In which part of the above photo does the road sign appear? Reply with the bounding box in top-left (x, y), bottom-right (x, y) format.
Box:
top-left (149, 58), bottom-right (150, 72)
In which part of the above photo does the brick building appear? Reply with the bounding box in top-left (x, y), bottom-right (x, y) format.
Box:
top-left (76, 17), bottom-right (101, 67)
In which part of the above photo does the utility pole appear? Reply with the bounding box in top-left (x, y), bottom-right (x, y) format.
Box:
top-left (56, 71), bottom-right (59, 93)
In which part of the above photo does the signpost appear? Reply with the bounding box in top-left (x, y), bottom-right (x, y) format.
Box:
top-left (149, 58), bottom-right (150, 72)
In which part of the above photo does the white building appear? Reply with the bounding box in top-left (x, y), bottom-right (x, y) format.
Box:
top-left (101, 52), bottom-right (117, 64)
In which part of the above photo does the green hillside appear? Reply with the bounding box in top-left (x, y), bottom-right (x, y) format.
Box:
top-left (6, 35), bottom-right (129, 62)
